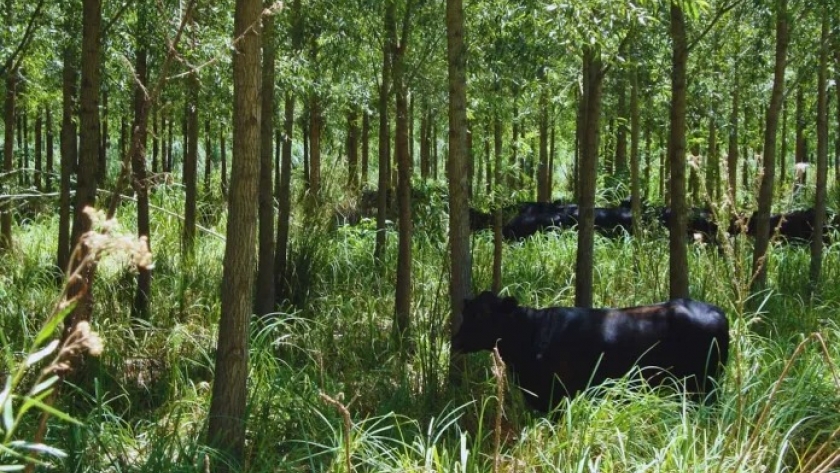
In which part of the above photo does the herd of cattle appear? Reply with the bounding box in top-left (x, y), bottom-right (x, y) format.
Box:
top-left (470, 200), bottom-right (840, 244)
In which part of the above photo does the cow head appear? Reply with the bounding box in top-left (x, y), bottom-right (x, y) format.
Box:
top-left (451, 291), bottom-right (519, 354)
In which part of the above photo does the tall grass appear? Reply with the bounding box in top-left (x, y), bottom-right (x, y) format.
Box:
top-left (1, 186), bottom-right (839, 472)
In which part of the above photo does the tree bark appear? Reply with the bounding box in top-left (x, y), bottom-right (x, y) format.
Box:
top-left (492, 111), bottom-right (503, 293)
top-left (361, 108), bottom-right (370, 187)
top-left (275, 92), bottom-right (294, 302)
top-left (207, 0), bottom-right (261, 468)
top-left (668, 2), bottom-right (689, 300)
top-left (574, 46), bottom-right (603, 308)
top-left (204, 119), bottom-right (213, 192)
top-left (99, 90), bottom-right (108, 186)
top-left (809, 9), bottom-right (828, 294)
top-left (255, 3), bottom-right (276, 317)
top-left (750, 0), bottom-right (788, 295)
top-left (375, 1), bottom-right (394, 262)
top-left (447, 0), bottom-right (471, 384)
top-left (707, 109), bottom-right (719, 202)
top-left (794, 82), bottom-right (807, 192)
top-left (131, 29), bottom-right (151, 320)
top-left (727, 76), bottom-right (739, 204)
top-left (45, 106), bottom-right (54, 192)
top-left (393, 4), bottom-right (413, 341)
top-left (34, 109), bottom-right (42, 190)
top-left (615, 78), bottom-right (628, 177)
top-left (1, 73), bottom-right (15, 252)
top-left (347, 107), bottom-right (360, 190)
top-left (630, 67), bottom-right (641, 236)
top-left (537, 89), bottom-right (550, 202)
top-left (183, 70), bottom-right (199, 260)
top-left (57, 19), bottom-right (77, 272)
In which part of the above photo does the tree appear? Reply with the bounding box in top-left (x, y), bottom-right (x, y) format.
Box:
top-left (809, 8), bottom-right (829, 294)
top-left (667, 1), bottom-right (689, 300)
top-left (132, 2), bottom-right (151, 319)
top-left (207, 0), bottom-right (261, 469)
top-left (182, 23), bottom-right (200, 261)
top-left (57, 1), bottom-right (79, 273)
top-left (255, 2), bottom-right (277, 317)
top-left (393, 0), bottom-right (416, 341)
top-left (750, 0), bottom-right (788, 295)
top-left (447, 0), bottom-right (471, 384)
top-left (375, 1), bottom-right (394, 262)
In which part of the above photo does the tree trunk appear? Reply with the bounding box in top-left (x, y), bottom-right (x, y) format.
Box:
top-left (57, 23), bottom-right (77, 273)
top-left (447, 0), bottom-right (471, 385)
top-left (393, 9), bottom-right (413, 341)
top-left (347, 107), bottom-right (360, 190)
top-left (751, 0), bottom-right (788, 295)
top-left (375, 1), bottom-right (394, 262)
top-left (361, 108), bottom-right (370, 187)
top-left (207, 0), bottom-right (261, 467)
top-left (152, 107), bottom-right (159, 174)
top-left (537, 89), bottom-right (550, 202)
top-left (183, 71), bottom-right (199, 260)
top-left (809, 10), bottom-right (828, 294)
top-left (835, 45), bottom-right (840, 185)
top-left (575, 46), bottom-right (603, 308)
top-left (205, 119), bottom-right (212, 192)
top-left (131, 33), bottom-right (151, 320)
top-left (46, 107), bottom-right (54, 192)
top-left (1, 73), bottom-right (15, 251)
top-left (707, 109), bottom-right (719, 202)
top-left (727, 79), bottom-right (739, 204)
top-left (220, 126), bottom-right (227, 197)
top-left (255, 4), bottom-right (276, 317)
top-left (34, 109), bottom-right (42, 190)
top-left (420, 105), bottom-right (429, 180)
top-left (668, 2), bottom-right (689, 300)
top-left (65, 0), bottom-right (101, 345)
top-left (492, 111), bottom-right (503, 293)
top-left (741, 106), bottom-right (750, 193)
top-left (99, 90), bottom-right (108, 186)
top-left (794, 83), bottom-right (807, 192)
top-left (510, 99), bottom-right (519, 189)
top-left (630, 67), bottom-right (641, 236)
top-left (615, 79), bottom-right (628, 177)
top-left (275, 92), bottom-right (294, 302)
top-left (779, 100), bottom-right (787, 189)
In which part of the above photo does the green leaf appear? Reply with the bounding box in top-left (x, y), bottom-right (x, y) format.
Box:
top-left (19, 397), bottom-right (81, 426)
top-left (29, 376), bottom-right (59, 397)
top-left (3, 394), bottom-right (13, 435)
top-left (25, 340), bottom-right (59, 368)
top-left (33, 300), bottom-right (76, 349)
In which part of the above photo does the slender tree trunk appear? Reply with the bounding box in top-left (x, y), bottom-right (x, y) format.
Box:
top-left (207, 0), bottom-right (261, 468)
top-left (810, 10), bottom-right (828, 294)
top-left (166, 115), bottom-right (174, 173)
top-left (420, 105), bottom-right (429, 180)
top-left (1, 73), bottom-right (15, 251)
top-left (65, 0), bottom-right (101, 342)
top-left (484, 122), bottom-right (492, 195)
top-left (751, 0), bottom-right (788, 295)
top-left (835, 46), bottom-right (840, 185)
top-left (779, 100), bottom-right (787, 189)
top-left (728, 77), bottom-right (739, 204)
top-left (630, 67), bottom-right (641, 236)
top-left (668, 2), bottom-right (689, 300)
top-left (220, 126), bottom-right (227, 197)
top-left (34, 109), bottom-right (42, 190)
top-left (46, 107), bottom-right (54, 192)
top-left (204, 119), bottom-right (212, 191)
top-left (742, 105), bottom-right (750, 193)
top-left (183, 71), bottom-right (199, 260)
top-left (255, 4), bottom-right (276, 317)
top-left (275, 93), bottom-right (294, 302)
top-left (361, 108), bottom-right (370, 187)
top-left (794, 83), bottom-right (807, 191)
top-left (152, 106), bottom-right (159, 174)
top-left (99, 90), bottom-right (108, 186)
top-left (575, 46), bottom-right (603, 308)
top-left (432, 116), bottom-right (439, 180)
top-left (644, 119), bottom-right (651, 199)
top-left (393, 12), bottom-right (413, 341)
top-left (347, 107), bottom-right (359, 190)
top-left (375, 1), bottom-right (394, 262)
top-left (57, 24), bottom-right (77, 272)
top-left (492, 111), bottom-right (503, 293)
top-left (510, 98), bottom-right (519, 189)
top-left (707, 109), bottom-right (719, 202)
top-left (537, 89), bottom-right (549, 202)
top-left (447, 0), bottom-right (471, 384)
top-left (131, 31), bottom-right (151, 320)
top-left (615, 79), bottom-right (628, 177)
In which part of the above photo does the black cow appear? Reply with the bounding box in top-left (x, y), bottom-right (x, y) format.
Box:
top-left (452, 291), bottom-right (729, 413)
top-left (729, 208), bottom-right (838, 243)
top-left (658, 207), bottom-right (720, 244)
top-left (502, 202), bottom-right (577, 240)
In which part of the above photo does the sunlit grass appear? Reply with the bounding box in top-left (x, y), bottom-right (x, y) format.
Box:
top-left (1, 187), bottom-right (839, 472)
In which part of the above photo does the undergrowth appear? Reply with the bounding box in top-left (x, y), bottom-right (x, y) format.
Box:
top-left (1, 187), bottom-right (839, 472)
